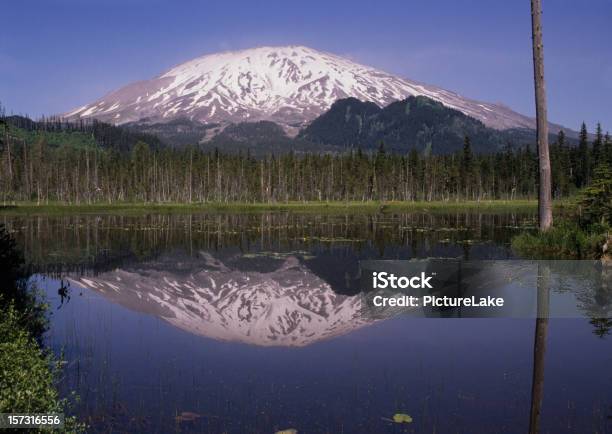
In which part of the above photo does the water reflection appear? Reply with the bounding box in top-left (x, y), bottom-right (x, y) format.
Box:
top-left (2, 211), bottom-right (535, 275)
top-left (67, 254), bottom-right (612, 348)
top-left (70, 252), bottom-right (373, 346)
top-left (2, 211), bottom-right (610, 433)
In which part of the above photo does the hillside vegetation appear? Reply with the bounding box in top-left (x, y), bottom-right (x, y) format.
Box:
top-left (299, 96), bottom-right (569, 154)
top-left (1, 105), bottom-right (609, 205)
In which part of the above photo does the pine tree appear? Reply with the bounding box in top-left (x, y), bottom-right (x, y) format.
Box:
top-left (551, 131), bottom-right (570, 197)
top-left (603, 132), bottom-right (611, 165)
top-left (593, 123), bottom-right (603, 163)
top-left (581, 163), bottom-right (612, 226)
top-left (131, 141), bottom-right (151, 201)
top-left (556, 130), bottom-right (565, 147)
top-left (0, 114), bottom-right (605, 205)
top-left (578, 122), bottom-right (590, 187)
top-left (460, 136), bottom-right (473, 199)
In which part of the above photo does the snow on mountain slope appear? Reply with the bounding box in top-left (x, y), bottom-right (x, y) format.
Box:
top-left (65, 45), bottom-right (535, 130)
top-left (71, 253), bottom-right (377, 347)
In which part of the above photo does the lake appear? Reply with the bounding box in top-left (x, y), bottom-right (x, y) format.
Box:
top-left (2, 211), bottom-right (611, 433)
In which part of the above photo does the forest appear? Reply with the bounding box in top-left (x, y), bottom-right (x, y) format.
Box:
top-left (0, 114), bottom-right (610, 205)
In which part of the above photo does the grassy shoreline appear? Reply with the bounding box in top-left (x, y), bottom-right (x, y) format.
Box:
top-left (0, 199), bottom-right (544, 215)
top-left (0, 224), bottom-right (85, 432)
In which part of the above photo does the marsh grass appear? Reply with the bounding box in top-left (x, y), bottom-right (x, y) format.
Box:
top-left (512, 183), bottom-right (610, 259)
top-left (512, 220), bottom-right (608, 259)
top-left (0, 200), bottom-right (540, 216)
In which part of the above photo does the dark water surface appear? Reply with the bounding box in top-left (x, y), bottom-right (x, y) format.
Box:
top-left (3, 212), bottom-right (611, 433)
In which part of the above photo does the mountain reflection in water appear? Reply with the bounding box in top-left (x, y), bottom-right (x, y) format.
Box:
top-left (2, 211), bottom-right (610, 433)
top-left (71, 252), bottom-right (371, 346)
top-left (70, 253), bottom-right (612, 348)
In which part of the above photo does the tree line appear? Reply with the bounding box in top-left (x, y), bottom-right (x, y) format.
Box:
top-left (0, 118), bottom-right (610, 204)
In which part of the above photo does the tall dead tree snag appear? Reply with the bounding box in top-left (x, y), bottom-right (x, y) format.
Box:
top-left (531, 0), bottom-right (553, 231)
top-left (528, 264), bottom-right (551, 434)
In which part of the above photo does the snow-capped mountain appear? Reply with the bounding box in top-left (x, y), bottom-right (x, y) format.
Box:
top-left (71, 252), bottom-right (377, 347)
top-left (65, 45), bottom-right (535, 130)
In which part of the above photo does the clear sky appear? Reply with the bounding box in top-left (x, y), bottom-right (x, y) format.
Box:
top-left (1, 0), bottom-right (610, 131)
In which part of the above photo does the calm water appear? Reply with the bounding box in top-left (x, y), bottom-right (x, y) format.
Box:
top-left (3, 212), bottom-right (611, 433)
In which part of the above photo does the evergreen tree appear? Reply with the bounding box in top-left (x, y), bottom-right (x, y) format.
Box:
top-left (551, 131), bottom-right (570, 197)
top-left (460, 136), bottom-right (474, 198)
top-left (581, 163), bottom-right (612, 226)
top-left (578, 122), bottom-right (590, 187)
top-left (603, 132), bottom-right (611, 165)
top-left (592, 123), bottom-right (603, 164)
top-left (131, 141), bottom-right (151, 201)
top-left (556, 130), bottom-right (565, 147)
top-left (0, 115), bottom-right (607, 205)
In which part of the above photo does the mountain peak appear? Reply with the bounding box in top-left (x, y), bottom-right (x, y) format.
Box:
top-left (65, 45), bottom-right (536, 130)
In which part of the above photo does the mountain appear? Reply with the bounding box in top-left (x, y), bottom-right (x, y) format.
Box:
top-left (199, 121), bottom-right (345, 155)
top-left (70, 252), bottom-right (378, 347)
top-left (65, 45), bottom-right (539, 131)
top-left (299, 96), bottom-right (527, 154)
top-left (202, 121), bottom-right (295, 154)
top-left (124, 117), bottom-right (220, 147)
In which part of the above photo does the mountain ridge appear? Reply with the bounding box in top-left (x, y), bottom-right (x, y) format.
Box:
top-left (299, 96), bottom-right (522, 154)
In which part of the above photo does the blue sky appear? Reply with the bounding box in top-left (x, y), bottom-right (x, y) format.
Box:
top-left (1, 0), bottom-right (610, 131)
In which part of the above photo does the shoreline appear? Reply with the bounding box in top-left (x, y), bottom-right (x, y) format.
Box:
top-left (0, 200), bottom-right (545, 215)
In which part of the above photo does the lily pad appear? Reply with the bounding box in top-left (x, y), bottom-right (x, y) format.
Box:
top-left (392, 413), bottom-right (413, 424)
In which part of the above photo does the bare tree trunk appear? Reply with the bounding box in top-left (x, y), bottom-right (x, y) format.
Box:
top-left (86, 147), bottom-right (91, 204)
top-left (189, 148), bottom-right (193, 204)
top-left (531, 0), bottom-right (553, 231)
top-left (528, 264), bottom-right (550, 434)
top-left (5, 128), bottom-right (12, 189)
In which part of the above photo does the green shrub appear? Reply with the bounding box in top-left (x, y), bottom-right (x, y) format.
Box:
top-left (512, 220), bottom-right (608, 259)
top-left (513, 164), bottom-right (611, 260)
top-left (0, 303), bottom-right (84, 432)
top-left (0, 223), bottom-right (85, 432)
top-left (579, 163), bottom-right (612, 227)
top-left (0, 224), bottom-right (48, 339)
top-left (0, 304), bottom-right (58, 413)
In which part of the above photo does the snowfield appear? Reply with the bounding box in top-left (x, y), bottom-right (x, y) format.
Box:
top-left (66, 45), bottom-right (536, 130)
